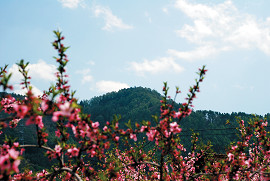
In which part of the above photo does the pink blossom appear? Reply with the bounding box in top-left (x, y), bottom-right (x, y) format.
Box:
top-left (245, 158), bottom-right (252, 168)
top-left (13, 104), bottom-right (28, 118)
top-left (161, 109), bottom-right (169, 116)
top-left (71, 124), bottom-right (77, 135)
top-left (130, 133), bottom-right (137, 141)
top-left (36, 116), bottom-right (44, 128)
top-left (36, 169), bottom-right (48, 179)
top-left (20, 148), bottom-right (25, 155)
top-left (115, 122), bottom-right (119, 129)
top-left (67, 147), bottom-right (79, 157)
top-left (103, 126), bottom-right (108, 131)
top-left (173, 112), bottom-right (182, 119)
top-left (228, 153), bottom-right (234, 161)
top-left (104, 141), bottom-right (110, 149)
top-left (169, 122), bottom-right (182, 134)
top-left (233, 173), bottom-right (239, 180)
top-left (265, 150), bottom-right (270, 158)
top-left (59, 102), bottom-right (73, 116)
top-left (146, 130), bottom-right (157, 141)
top-left (25, 116), bottom-right (43, 128)
top-left (55, 129), bottom-right (61, 137)
top-left (232, 145), bottom-right (238, 151)
top-left (69, 108), bottom-right (81, 121)
top-left (92, 122), bottom-right (99, 129)
top-left (140, 125), bottom-right (147, 132)
top-left (0, 149), bottom-right (20, 175)
top-left (52, 111), bottom-right (61, 122)
top-left (8, 148), bottom-right (19, 160)
top-left (13, 142), bottom-right (19, 148)
top-left (52, 102), bottom-right (73, 122)
top-left (164, 130), bottom-right (170, 138)
top-left (0, 154), bottom-right (10, 171)
top-left (41, 100), bottom-right (48, 112)
top-left (12, 159), bottom-right (20, 173)
top-left (262, 121), bottom-right (268, 127)
top-left (152, 172), bottom-right (160, 179)
top-left (54, 145), bottom-right (62, 157)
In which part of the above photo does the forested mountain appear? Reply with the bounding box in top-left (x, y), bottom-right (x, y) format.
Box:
top-left (1, 88), bottom-right (269, 171)
top-left (79, 87), bottom-right (266, 153)
top-left (79, 87), bottom-right (162, 128)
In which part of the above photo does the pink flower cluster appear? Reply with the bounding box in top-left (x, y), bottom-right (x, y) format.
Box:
top-left (67, 147), bottom-right (79, 158)
top-left (0, 143), bottom-right (20, 179)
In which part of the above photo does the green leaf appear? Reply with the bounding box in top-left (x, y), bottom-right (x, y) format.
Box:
top-left (125, 120), bottom-right (131, 129)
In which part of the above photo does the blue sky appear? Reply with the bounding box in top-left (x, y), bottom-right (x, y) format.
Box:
top-left (1, 0), bottom-right (270, 115)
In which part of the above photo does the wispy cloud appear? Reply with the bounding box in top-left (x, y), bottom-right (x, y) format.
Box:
top-left (167, 45), bottom-right (229, 61)
top-left (144, 12), bottom-right (152, 23)
top-left (58, 0), bottom-right (84, 9)
top-left (130, 57), bottom-right (184, 76)
top-left (93, 5), bottom-right (133, 31)
top-left (57, 2), bottom-right (133, 31)
top-left (171, 0), bottom-right (270, 60)
top-left (75, 68), bottom-right (93, 84)
top-left (96, 80), bottom-right (129, 93)
top-left (233, 84), bottom-right (255, 92)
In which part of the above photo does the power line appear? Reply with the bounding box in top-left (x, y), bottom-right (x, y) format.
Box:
top-left (179, 132), bottom-right (237, 137)
top-left (181, 126), bottom-right (270, 133)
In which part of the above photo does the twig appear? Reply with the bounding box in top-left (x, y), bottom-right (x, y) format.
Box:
top-left (250, 162), bottom-right (270, 178)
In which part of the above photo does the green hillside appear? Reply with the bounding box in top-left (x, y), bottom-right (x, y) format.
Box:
top-left (79, 87), bottom-right (263, 153)
top-left (79, 87), bottom-right (162, 128)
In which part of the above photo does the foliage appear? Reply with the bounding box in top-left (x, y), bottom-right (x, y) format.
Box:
top-left (0, 31), bottom-right (269, 180)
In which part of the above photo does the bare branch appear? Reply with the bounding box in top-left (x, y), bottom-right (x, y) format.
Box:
top-left (20, 144), bottom-right (54, 152)
top-left (46, 167), bottom-right (82, 181)
top-left (21, 144), bottom-right (64, 166)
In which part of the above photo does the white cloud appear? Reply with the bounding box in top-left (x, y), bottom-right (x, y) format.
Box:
top-left (76, 68), bottom-right (93, 84)
top-left (93, 5), bottom-right (133, 31)
top-left (172, 0), bottom-right (270, 60)
top-left (58, 0), bottom-right (83, 9)
top-left (82, 75), bottom-right (93, 84)
top-left (7, 60), bottom-right (56, 96)
top-left (8, 60), bottom-right (57, 84)
top-left (130, 57), bottom-right (184, 76)
top-left (162, 7), bottom-right (168, 14)
top-left (96, 81), bottom-right (129, 93)
top-left (76, 68), bottom-right (90, 75)
top-left (86, 60), bottom-right (95, 66)
top-left (233, 84), bottom-right (245, 90)
top-left (233, 84), bottom-right (254, 92)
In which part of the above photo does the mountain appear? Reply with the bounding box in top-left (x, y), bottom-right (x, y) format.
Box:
top-left (79, 87), bottom-right (164, 128)
top-left (79, 87), bottom-right (264, 153)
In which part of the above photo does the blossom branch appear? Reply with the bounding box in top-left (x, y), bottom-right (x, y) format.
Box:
top-left (120, 161), bottom-right (160, 169)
